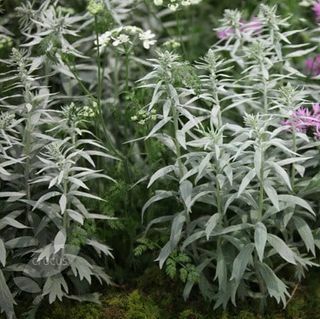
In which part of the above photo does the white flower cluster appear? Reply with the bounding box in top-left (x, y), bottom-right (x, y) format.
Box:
top-left (98, 26), bottom-right (156, 50)
top-left (153, 0), bottom-right (202, 11)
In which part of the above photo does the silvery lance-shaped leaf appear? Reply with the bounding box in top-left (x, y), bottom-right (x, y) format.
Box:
top-left (0, 269), bottom-right (15, 318)
top-left (67, 209), bottom-right (84, 225)
top-left (67, 255), bottom-right (93, 284)
top-left (254, 222), bottom-right (267, 262)
top-left (267, 161), bottom-right (292, 190)
top-left (86, 240), bottom-right (114, 258)
top-left (263, 181), bottom-right (279, 211)
top-left (59, 194), bottom-right (67, 214)
top-left (257, 262), bottom-right (289, 306)
top-left (179, 180), bottom-right (193, 210)
top-left (0, 239), bottom-right (6, 267)
top-left (267, 234), bottom-right (296, 265)
top-left (254, 147), bottom-right (262, 178)
top-left (54, 230), bottom-right (66, 254)
top-left (205, 213), bottom-right (220, 240)
top-left (156, 212), bottom-right (186, 269)
top-left (286, 46), bottom-right (317, 58)
top-left (14, 276), bottom-right (41, 294)
top-left (146, 117), bottom-right (172, 139)
top-left (230, 243), bottom-right (254, 282)
top-left (237, 169), bottom-right (256, 197)
top-left (42, 275), bottom-right (68, 304)
top-left (142, 190), bottom-right (176, 222)
top-left (147, 165), bottom-right (176, 188)
top-left (278, 195), bottom-right (315, 216)
top-left (169, 212), bottom-right (186, 249)
top-left (32, 191), bottom-right (61, 211)
top-left (0, 192), bottom-right (25, 202)
top-left (293, 217), bottom-right (315, 255)
top-left (5, 237), bottom-right (38, 249)
top-left (155, 241), bottom-right (171, 270)
top-left (0, 217), bottom-right (29, 230)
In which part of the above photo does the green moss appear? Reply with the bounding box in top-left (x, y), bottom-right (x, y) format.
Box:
top-left (266, 314), bottom-right (286, 319)
top-left (219, 312), bottom-right (231, 319)
top-left (14, 270), bottom-right (320, 319)
top-left (102, 290), bottom-right (161, 319)
top-left (136, 267), bottom-right (178, 314)
top-left (42, 301), bottom-right (102, 319)
top-left (179, 309), bottom-right (205, 319)
top-left (126, 290), bottom-right (160, 319)
top-left (237, 310), bottom-right (257, 319)
top-left (286, 295), bottom-right (306, 319)
top-left (102, 294), bottom-right (127, 318)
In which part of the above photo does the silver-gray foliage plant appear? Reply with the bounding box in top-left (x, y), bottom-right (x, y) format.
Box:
top-left (1, 0), bottom-right (320, 318)
top-left (0, 2), bottom-right (118, 317)
top-left (141, 3), bottom-right (320, 312)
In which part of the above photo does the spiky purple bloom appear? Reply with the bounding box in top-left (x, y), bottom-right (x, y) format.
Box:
top-left (313, 1), bottom-right (320, 22)
top-left (217, 27), bottom-right (234, 40)
top-left (313, 102), bottom-right (320, 114)
top-left (241, 18), bottom-right (263, 35)
top-left (216, 17), bottom-right (262, 41)
top-left (282, 104), bottom-right (320, 139)
top-left (305, 55), bottom-right (320, 76)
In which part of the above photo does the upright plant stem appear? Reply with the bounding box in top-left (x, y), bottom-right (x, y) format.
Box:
top-left (175, 11), bottom-right (187, 59)
top-left (22, 81), bottom-right (33, 225)
top-left (291, 128), bottom-right (297, 193)
top-left (67, 64), bottom-right (120, 156)
top-left (216, 178), bottom-right (223, 217)
top-left (63, 179), bottom-right (69, 231)
top-left (214, 90), bottom-right (222, 130)
top-left (65, 42), bottom-right (122, 159)
top-left (258, 145), bottom-right (264, 220)
top-left (167, 83), bottom-right (198, 260)
top-left (24, 111), bottom-right (32, 224)
top-left (262, 71), bottom-right (268, 114)
top-left (172, 102), bottom-right (184, 178)
top-left (124, 49), bottom-right (131, 141)
top-left (212, 78), bottom-right (223, 219)
top-left (254, 254), bottom-right (267, 314)
top-left (94, 16), bottom-right (105, 135)
top-left (64, 127), bottom-right (77, 232)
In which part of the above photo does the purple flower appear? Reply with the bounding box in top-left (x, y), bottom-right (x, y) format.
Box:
top-left (305, 55), bottom-right (320, 76)
top-left (312, 102), bottom-right (320, 114)
top-left (313, 1), bottom-right (320, 22)
top-left (217, 27), bottom-right (234, 40)
top-left (216, 17), bottom-right (262, 41)
top-left (241, 18), bottom-right (263, 35)
top-left (283, 104), bottom-right (320, 139)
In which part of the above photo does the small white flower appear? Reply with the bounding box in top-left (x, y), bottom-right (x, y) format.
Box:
top-left (168, 4), bottom-right (179, 11)
top-left (125, 26), bottom-right (141, 35)
top-left (112, 34), bottom-right (130, 47)
top-left (139, 30), bottom-right (156, 49)
top-left (154, 0), bottom-right (163, 5)
top-left (181, 0), bottom-right (191, 6)
top-left (98, 31), bottom-right (112, 48)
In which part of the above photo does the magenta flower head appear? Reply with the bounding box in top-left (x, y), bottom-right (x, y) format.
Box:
top-left (305, 55), bottom-right (320, 76)
top-left (216, 27), bottom-right (234, 40)
top-left (241, 18), bottom-right (263, 35)
top-left (313, 1), bottom-right (320, 22)
top-left (216, 17), bottom-right (262, 41)
top-left (312, 103), bottom-right (320, 115)
top-left (283, 104), bottom-right (320, 139)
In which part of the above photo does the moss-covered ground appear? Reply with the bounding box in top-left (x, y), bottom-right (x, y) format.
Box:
top-left (25, 267), bottom-right (320, 319)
